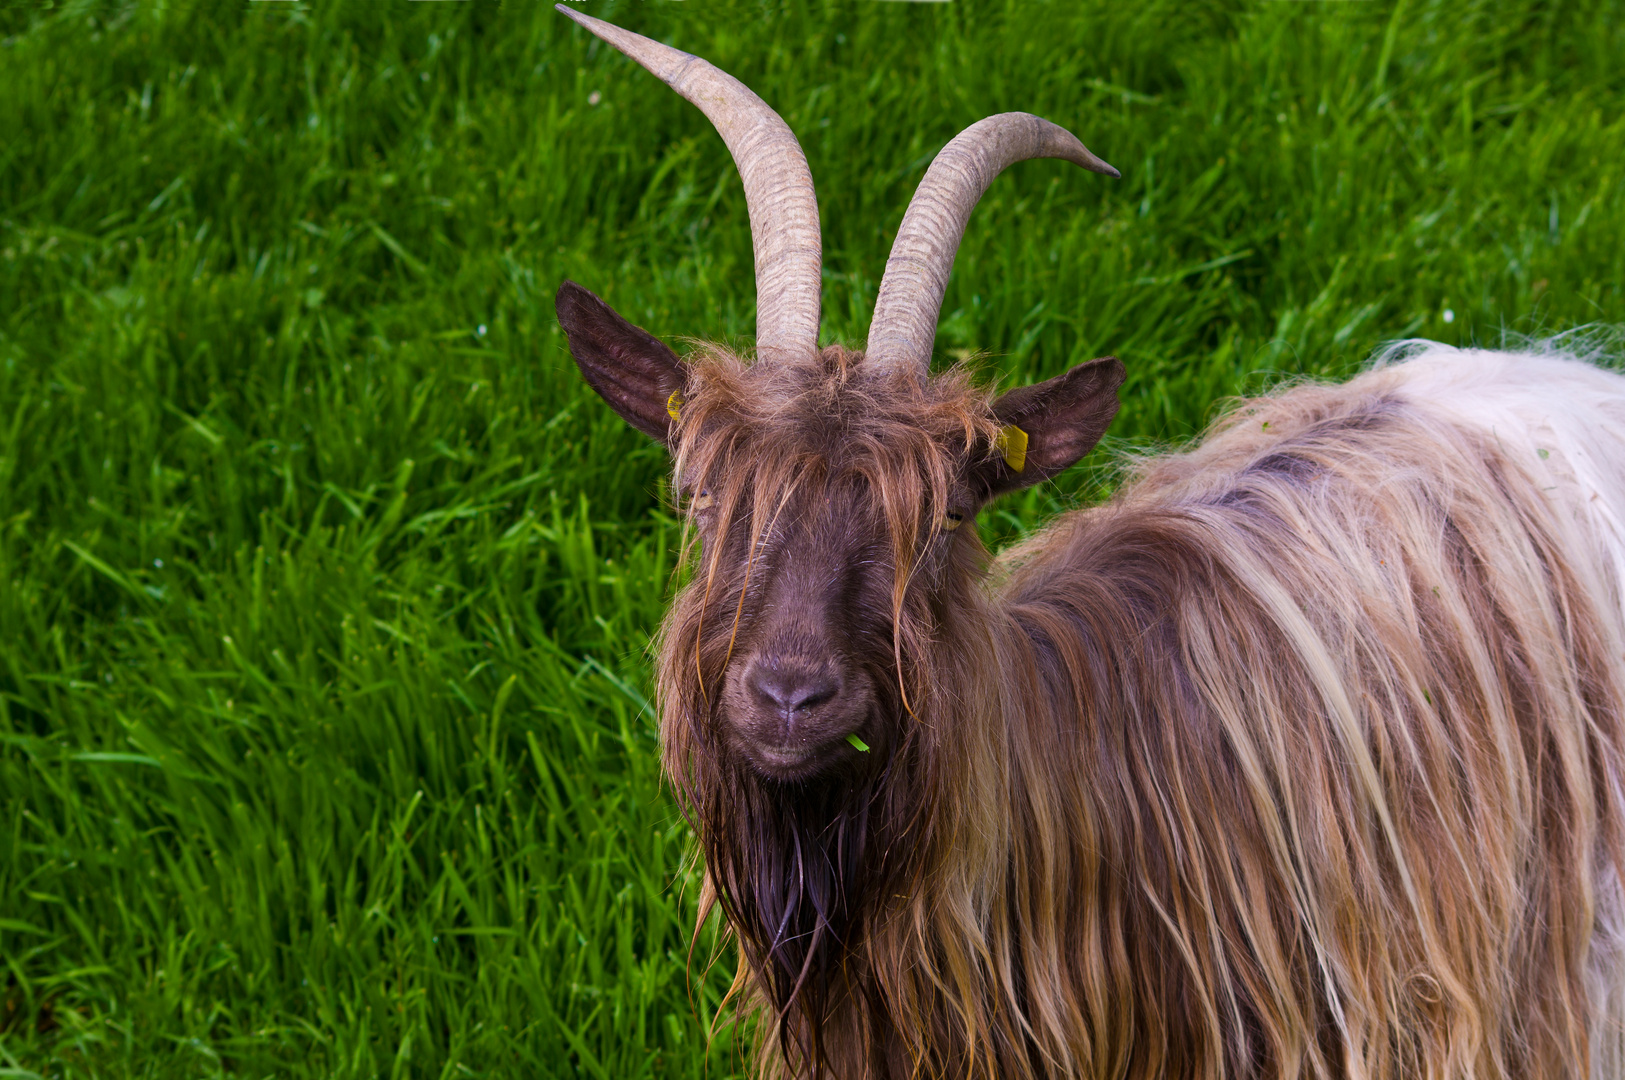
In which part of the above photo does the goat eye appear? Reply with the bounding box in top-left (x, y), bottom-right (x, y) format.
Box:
top-left (942, 511), bottom-right (964, 532)
top-left (691, 491), bottom-right (714, 511)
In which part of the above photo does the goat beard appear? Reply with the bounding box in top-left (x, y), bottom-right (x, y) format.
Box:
top-left (686, 698), bottom-right (927, 1073)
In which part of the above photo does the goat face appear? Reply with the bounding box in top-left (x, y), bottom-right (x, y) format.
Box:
top-left (556, 280), bottom-right (1124, 784)
top-left (707, 472), bottom-right (890, 782)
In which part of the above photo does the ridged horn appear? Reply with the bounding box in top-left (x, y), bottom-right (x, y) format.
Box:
top-left (866, 113), bottom-right (1118, 378)
top-left (556, 6), bottom-right (822, 365)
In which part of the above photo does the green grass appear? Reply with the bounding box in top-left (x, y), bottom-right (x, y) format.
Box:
top-left (2, 0), bottom-right (1621, 1075)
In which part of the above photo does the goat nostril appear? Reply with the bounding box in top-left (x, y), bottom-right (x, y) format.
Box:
top-left (791, 680), bottom-right (837, 713)
top-left (749, 664), bottom-right (839, 717)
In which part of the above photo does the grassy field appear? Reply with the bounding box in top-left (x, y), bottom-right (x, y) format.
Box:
top-left (2, 0), bottom-right (1622, 1076)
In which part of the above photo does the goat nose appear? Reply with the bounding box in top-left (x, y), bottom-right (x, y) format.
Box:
top-left (748, 661), bottom-right (839, 719)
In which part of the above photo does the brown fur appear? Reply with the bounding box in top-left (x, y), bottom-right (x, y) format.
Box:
top-left (646, 342), bottom-right (1625, 1080)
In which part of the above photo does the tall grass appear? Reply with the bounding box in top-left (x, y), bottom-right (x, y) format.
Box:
top-left (2, 1), bottom-right (1621, 1075)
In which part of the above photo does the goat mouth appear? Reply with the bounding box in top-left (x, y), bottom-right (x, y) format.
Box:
top-left (745, 733), bottom-right (869, 784)
top-left (749, 742), bottom-right (833, 782)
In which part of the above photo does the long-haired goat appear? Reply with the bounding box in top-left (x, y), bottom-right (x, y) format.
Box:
top-left (552, 9), bottom-right (1625, 1078)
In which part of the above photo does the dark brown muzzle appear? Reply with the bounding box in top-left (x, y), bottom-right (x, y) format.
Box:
top-left (713, 493), bottom-right (886, 781)
top-left (722, 627), bottom-right (878, 780)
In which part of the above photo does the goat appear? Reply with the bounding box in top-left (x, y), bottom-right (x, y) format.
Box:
top-left (552, 9), bottom-right (1625, 1078)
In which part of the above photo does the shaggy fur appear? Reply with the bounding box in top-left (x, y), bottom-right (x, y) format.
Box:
top-left (647, 340), bottom-right (1625, 1080)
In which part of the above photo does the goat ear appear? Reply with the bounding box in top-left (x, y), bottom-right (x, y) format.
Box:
top-left (556, 280), bottom-right (687, 443)
top-left (971, 356), bottom-right (1125, 499)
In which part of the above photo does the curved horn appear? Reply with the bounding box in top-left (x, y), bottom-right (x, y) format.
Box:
top-left (556, 6), bottom-right (822, 365)
top-left (865, 113), bottom-right (1118, 378)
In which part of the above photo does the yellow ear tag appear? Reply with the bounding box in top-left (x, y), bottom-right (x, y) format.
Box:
top-left (666, 390), bottom-right (684, 421)
top-left (996, 425), bottom-right (1028, 472)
